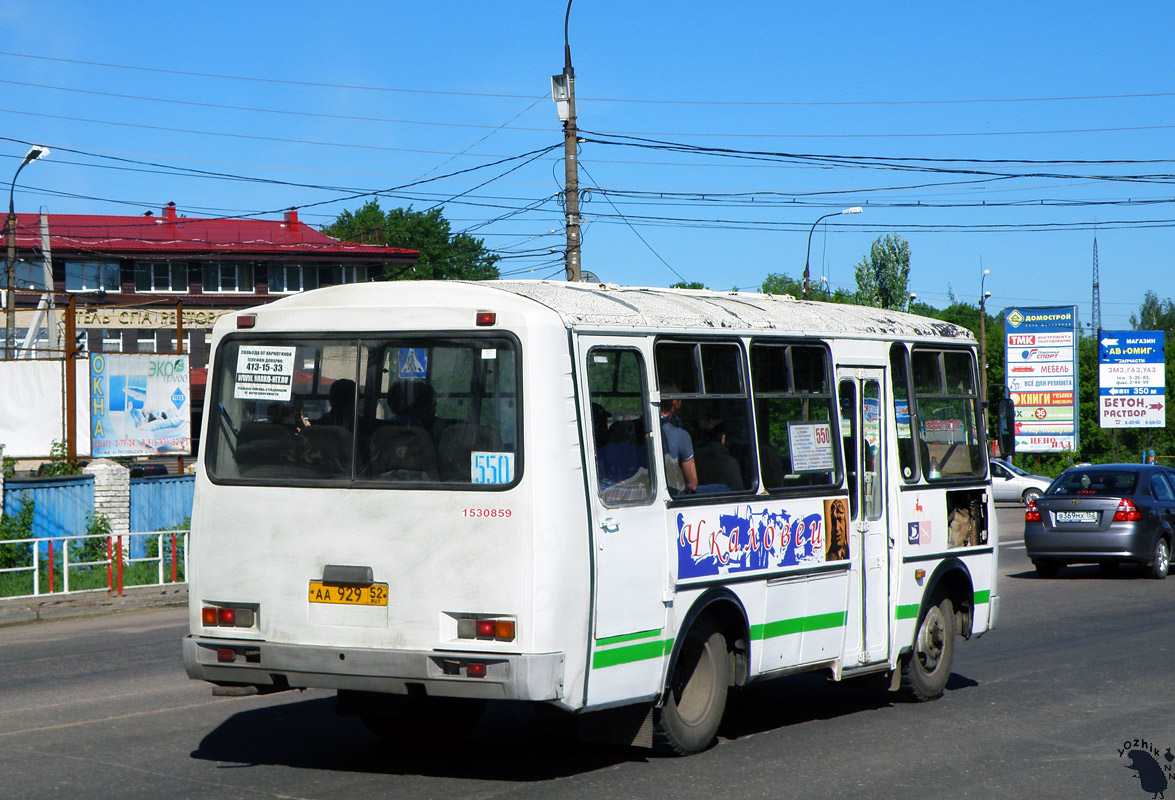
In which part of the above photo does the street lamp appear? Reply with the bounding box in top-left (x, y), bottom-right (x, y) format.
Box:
top-left (6, 145), bottom-right (50, 359)
top-left (978, 268), bottom-right (991, 406)
top-left (803, 206), bottom-right (862, 300)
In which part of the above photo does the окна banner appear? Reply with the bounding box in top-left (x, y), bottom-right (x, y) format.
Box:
top-left (90, 353), bottom-right (191, 456)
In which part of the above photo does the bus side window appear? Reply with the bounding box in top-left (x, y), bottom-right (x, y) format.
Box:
top-left (587, 348), bottom-right (654, 505)
top-left (751, 342), bottom-right (836, 491)
top-left (890, 344), bottom-right (918, 482)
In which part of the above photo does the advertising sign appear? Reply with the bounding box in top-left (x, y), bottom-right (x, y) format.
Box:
top-left (1005, 306), bottom-right (1079, 453)
top-left (1098, 331), bottom-right (1165, 428)
top-left (90, 353), bottom-right (191, 456)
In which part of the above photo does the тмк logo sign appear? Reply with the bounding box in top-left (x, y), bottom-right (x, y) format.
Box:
top-left (1119, 739), bottom-right (1174, 798)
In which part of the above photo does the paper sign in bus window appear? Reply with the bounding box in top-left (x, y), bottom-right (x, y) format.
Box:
top-left (398, 348), bottom-right (428, 378)
top-left (472, 451), bottom-right (514, 484)
top-left (235, 346), bottom-right (296, 401)
top-left (788, 421), bottom-right (835, 473)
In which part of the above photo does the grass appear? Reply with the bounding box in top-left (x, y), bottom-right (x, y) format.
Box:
top-left (0, 552), bottom-right (186, 599)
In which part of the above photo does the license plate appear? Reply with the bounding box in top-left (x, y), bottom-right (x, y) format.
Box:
top-left (1055, 511), bottom-right (1098, 523)
top-left (308, 581), bottom-right (388, 606)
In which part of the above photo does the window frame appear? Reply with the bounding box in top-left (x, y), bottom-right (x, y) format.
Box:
top-left (65, 260), bottom-right (121, 293)
top-left (910, 346), bottom-right (986, 482)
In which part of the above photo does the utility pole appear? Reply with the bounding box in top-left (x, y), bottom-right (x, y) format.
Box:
top-left (5, 145), bottom-right (50, 359)
top-left (552, 0), bottom-right (581, 282)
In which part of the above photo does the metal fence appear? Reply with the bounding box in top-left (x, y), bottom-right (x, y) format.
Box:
top-left (0, 530), bottom-right (188, 600)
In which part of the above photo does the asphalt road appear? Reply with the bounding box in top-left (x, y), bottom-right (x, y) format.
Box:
top-left (2, 504), bottom-right (1173, 800)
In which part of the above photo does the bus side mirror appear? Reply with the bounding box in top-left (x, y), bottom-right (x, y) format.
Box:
top-left (995, 397), bottom-right (1016, 458)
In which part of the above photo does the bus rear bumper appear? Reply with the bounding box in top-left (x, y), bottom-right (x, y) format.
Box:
top-left (183, 636), bottom-right (566, 701)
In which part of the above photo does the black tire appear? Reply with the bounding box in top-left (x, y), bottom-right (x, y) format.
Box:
top-left (1099, 561), bottom-right (1119, 575)
top-left (653, 619), bottom-right (731, 756)
top-left (1147, 537), bottom-right (1170, 580)
top-left (901, 597), bottom-right (955, 702)
top-left (361, 697), bottom-right (485, 743)
top-left (1033, 560), bottom-right (1061, 579)
top-left (1022, 488), bottom-right (1041, 505)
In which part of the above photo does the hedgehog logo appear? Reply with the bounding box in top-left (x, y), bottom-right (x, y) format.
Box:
top-left (1124, 747), bottom-right (1169, 798)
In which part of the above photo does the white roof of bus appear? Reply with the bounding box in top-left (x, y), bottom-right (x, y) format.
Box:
top-left (246, 280), bottom-right (974, 342)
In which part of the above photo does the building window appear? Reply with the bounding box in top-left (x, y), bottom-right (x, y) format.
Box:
top-left (65, 261), bottom-right (120, 292)
top-left (134, 261), bottom-right (188, 293)
top-left (202, 263), bottom-right (255, 293)
top-left (321, 264), bottom-right (368, 286)
top-left (15, 259), bottom-right (50, 290)
top-left (267, 264), bottom-right (319, 294)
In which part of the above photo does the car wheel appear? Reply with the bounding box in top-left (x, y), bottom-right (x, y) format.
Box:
top-left (1033, 560), bottom-right (1060, 578)
top-left (1022, 488), bottom-right (1041, 505)
top-left (1147, 537), bottom-right (1170, 580)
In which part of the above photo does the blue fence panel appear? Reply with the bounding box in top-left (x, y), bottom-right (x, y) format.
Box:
top-left (129, 475), bottom-right (194, 558)
top-left (2, 476), bottom-right (95, 556)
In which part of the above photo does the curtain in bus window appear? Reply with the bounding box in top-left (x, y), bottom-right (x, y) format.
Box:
top-left (751, 343), bottom-right (836, 491)
top-left (587, 348), bottom-right (654, 505)
top-left (911, 349), bottom-right (983, 480)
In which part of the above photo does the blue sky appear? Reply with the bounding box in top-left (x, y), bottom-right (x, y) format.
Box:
top-left (3, 1), bottom-right (1174, 329)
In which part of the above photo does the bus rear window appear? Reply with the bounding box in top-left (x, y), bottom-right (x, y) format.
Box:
top-left (206, 335), bottom-right (520, 487)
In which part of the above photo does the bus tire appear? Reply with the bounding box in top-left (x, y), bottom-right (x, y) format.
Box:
top-left (361, 697), bottom-right (485, 743)
top-left (1033, 560), bottom-right (1060, 579)
top-left (653, 619), bottom-right (731, 756)
top-left (901, 597), bottom-right (955, 702)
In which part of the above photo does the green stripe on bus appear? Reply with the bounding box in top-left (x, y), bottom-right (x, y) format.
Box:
top-left (974, 590), bottom-right (990, 605)
top-left (595, 628), bottom-right (662, 647)
top-left (592, 638), bottom-right (674, 669)
top-left (749, 610), bottom-right (848, 641)
top-left (896, 603), bottom-right (920, 620)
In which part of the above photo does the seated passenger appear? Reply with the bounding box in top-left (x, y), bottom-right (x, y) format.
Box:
top-left (314, 379), bottom-right (356, 429)
top-left (693, 419), bottom-right (744, 492)
top-left (388, 379), bottom-right (437, 433)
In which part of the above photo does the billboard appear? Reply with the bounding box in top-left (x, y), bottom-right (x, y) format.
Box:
top-left (1098, 331), bottom-right (1165, 428)
top-left (1004, 306), bottom-right (1080, 453)
top-left (89, 353), bottom-right (191, 456)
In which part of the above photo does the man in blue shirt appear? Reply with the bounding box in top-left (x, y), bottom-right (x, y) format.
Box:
top-left (660, 385), bottom-right (698, 494)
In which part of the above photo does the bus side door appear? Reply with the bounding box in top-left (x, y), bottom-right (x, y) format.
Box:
top-left (578, 337), bottom-right (668, 642)
top-left (837, 366), bottom-right (891, 665)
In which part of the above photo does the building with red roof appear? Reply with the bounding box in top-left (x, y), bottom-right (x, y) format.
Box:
top-left (7, 202), bottom-right (417, 367)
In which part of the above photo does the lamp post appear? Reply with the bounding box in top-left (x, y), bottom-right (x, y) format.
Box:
top-left (6, 145), bottom-right (50, 359)
top-left (803, 206), bottom-right (862, 300)
top-left (978, 268), bottom-right (991, 405)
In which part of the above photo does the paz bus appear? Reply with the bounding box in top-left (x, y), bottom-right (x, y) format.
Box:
top-left (183, 280), bottom-right (1007, 755)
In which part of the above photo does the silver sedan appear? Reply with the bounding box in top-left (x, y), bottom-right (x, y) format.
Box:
top-left (989, 459), bottom-right (1053, 505)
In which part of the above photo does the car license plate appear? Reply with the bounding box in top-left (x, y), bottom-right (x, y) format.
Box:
top-left (308, 581), bottom-right (388, 606)
top-left (1055, 511), bottom-right (1097, 523)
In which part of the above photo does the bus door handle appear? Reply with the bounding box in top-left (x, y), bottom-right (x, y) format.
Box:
top-left (601, 517), bottom-right (620, 534)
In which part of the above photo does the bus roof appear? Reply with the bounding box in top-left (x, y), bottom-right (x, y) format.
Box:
top-left (242, 280), bottom-right (975, 343)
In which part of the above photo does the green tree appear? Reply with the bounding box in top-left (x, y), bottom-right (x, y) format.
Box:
top-left (1130, 290), bottom-right (1175, 332)
top-left (323, 200), bottom-right (499, 281)
top-left (671, 281), bottom-right (707, 290)
top-left (853, 233), bottom-right (911, 310)
top-left (760, 272), bottom-right (803, 296)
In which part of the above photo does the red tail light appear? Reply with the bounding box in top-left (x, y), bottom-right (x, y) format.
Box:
top-left (1114, 498), bottom-right (1143, 522)
top-left (1025, 500), bottom-right (1040, 523)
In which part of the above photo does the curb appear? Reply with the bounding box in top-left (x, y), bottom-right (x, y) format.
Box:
top-left (0, 584), bottom-right (188, 628)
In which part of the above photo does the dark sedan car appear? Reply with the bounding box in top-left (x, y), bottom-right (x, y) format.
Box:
top-left (1024, 464), bottom-right (1175, 579)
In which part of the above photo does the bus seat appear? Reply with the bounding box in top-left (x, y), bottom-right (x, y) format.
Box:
top-left (368, 425), bottom-right (438, 481)
top-left (437, 423), bottom-right (501, 482)
top-left (299, 424), bottom-right (352, 477)
top-left (235, 422), bottom-right (294, 475)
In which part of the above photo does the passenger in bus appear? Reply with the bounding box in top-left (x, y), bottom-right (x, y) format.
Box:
top-left (265, 399), bottom-right (310, 433)
top-left (660, 384), bottom-right (698, 494)
top-left (314, 379), bottom-right (356, 429)
top-left (388, 379), bottom-right (438, 433)
top-left (693, 418), bottom-right (743, 492)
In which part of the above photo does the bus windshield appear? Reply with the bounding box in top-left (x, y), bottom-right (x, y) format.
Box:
top-left (205, 334), bottom-right (520, 487)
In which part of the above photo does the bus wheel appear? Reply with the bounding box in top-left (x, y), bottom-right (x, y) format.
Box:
top-left (901, 597), bottom-right (955, 702)
top-left (361, 697), bottom-right (485, 743)
top-left (653, 619), bottom-right (731, 756)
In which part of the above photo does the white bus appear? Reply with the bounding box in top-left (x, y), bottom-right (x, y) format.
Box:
top-left (184, 280), bottom-right (1006, 755)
